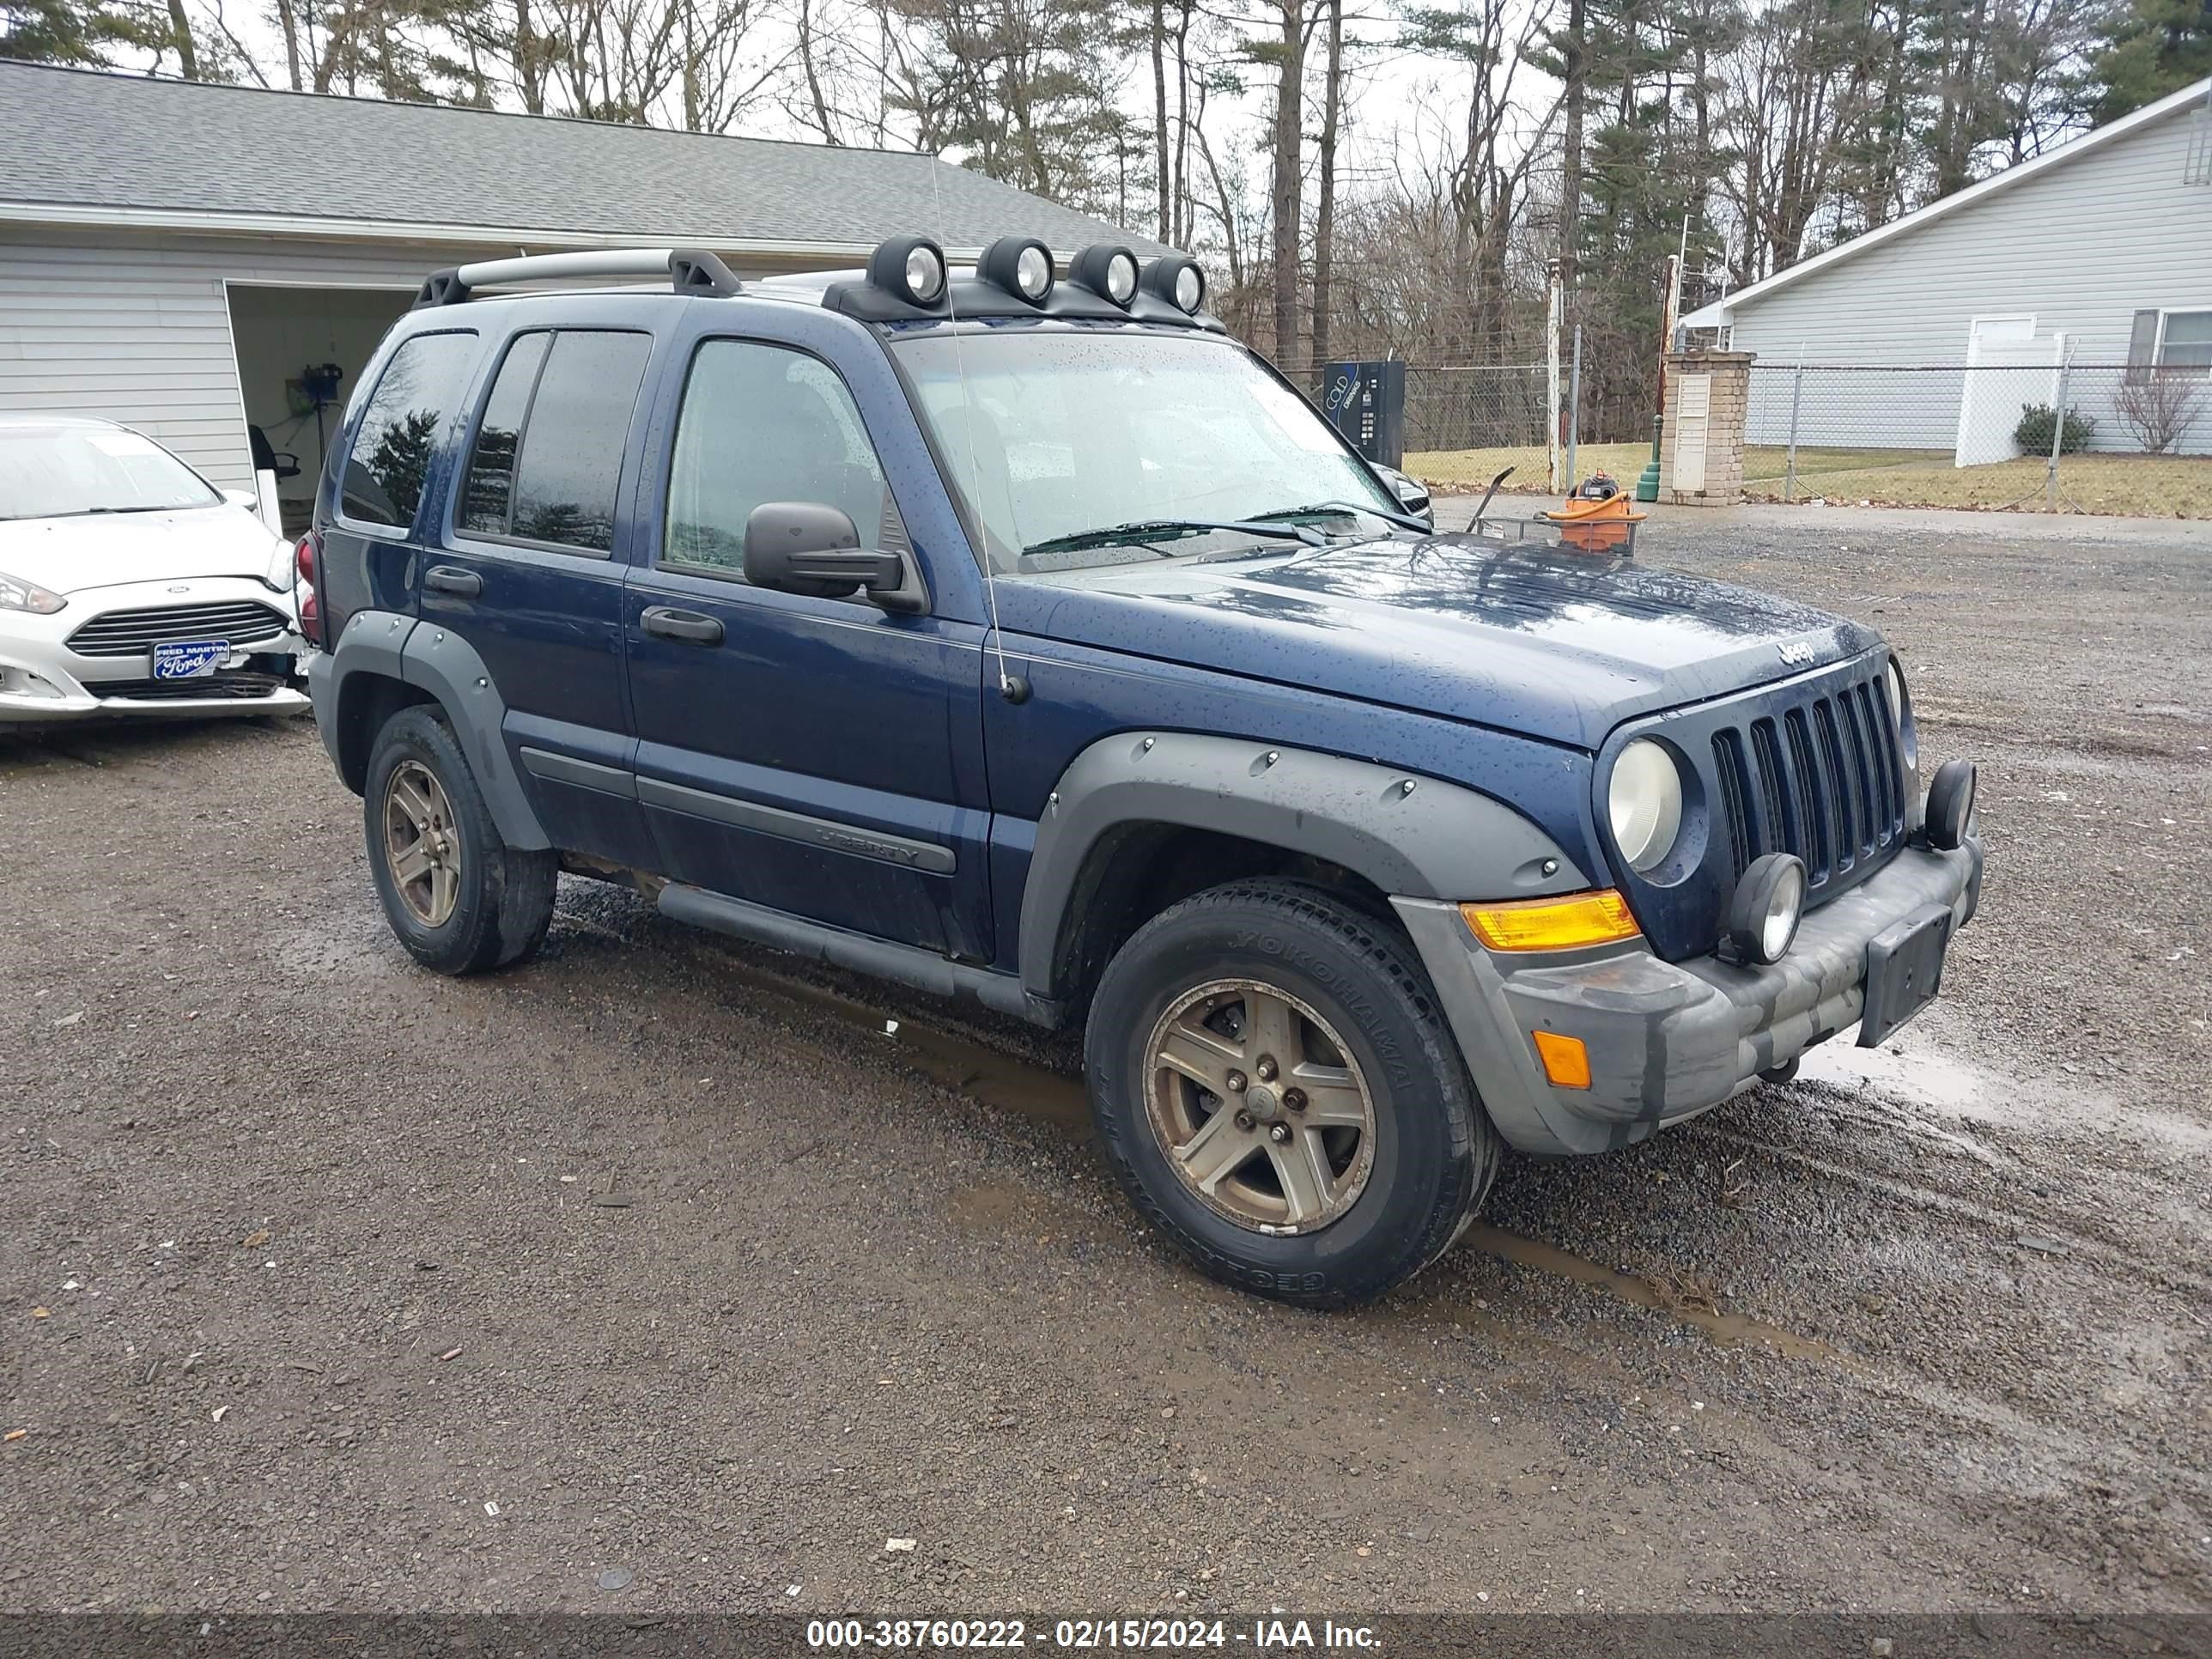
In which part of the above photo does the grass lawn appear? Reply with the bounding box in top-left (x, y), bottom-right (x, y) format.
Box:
top-left (1407, 441), bottom-right (2212, 519)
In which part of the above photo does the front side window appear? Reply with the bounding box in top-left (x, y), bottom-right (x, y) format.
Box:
top-left (0, 424), bottom-right (219, 523)
top-left (890, 327), bottom-right (1397, 571)
top-left (458, 329), bottom-right (650, 555)
top-left (663, 340), bottom-right (891, 577)
top-left (341, 330), bottom-right (477, 529)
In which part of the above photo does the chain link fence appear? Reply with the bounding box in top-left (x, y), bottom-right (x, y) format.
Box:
top-left (1339, 355), bottom-right (2212, 517)
top-left (1743, 361), bottom-right (2212, 514)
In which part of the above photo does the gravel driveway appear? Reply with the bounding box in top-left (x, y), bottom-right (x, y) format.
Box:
top-left (3, 504), bottom-right (2208, 1619)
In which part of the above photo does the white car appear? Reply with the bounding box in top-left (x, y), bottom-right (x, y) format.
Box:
top-left (0, 414), bottom-right (310, 726)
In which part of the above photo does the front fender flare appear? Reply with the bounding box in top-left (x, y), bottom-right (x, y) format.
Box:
top-left (1017, 731), bottom-right (1589, 1000)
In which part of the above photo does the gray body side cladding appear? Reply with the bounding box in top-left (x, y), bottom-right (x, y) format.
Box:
top-left (312, 610), bottom-right (551, 851)
top-left (1017, 731), bottom-right (1587, 1000)
top-left (660, 883), bottom-right (1056, 1025)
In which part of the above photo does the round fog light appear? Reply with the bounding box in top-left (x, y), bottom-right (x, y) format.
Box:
top-left (1728, 853), bottom-right (1808, 965)
top-left (1923, 757), bottom-right (1977, 850)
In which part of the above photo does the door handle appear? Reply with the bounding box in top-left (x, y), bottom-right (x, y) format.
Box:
top-left (424, 565), bottom-right (483, 598)
top-left (641, 605), bottom-right (724, 646)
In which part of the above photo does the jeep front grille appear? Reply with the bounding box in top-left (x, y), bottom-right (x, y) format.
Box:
top-left (66, 599), bottom-right (289, 659)
top-left (1709, 671), bottom-right (1905, 896)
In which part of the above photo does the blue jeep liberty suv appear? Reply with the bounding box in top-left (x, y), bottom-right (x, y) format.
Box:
top-left (303, 238), bottom-right (1985, 1307)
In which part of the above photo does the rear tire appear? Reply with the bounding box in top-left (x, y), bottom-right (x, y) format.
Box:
top-left (363, 706), bottom-right (557, 975)
top-left (1085, 879), bottom-right (1497, 1308)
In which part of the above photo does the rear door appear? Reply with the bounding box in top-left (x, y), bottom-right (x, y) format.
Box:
top-left (623, 318), bottom-right (994, 960)
top-left (421, 319), bottom-right (660, 868)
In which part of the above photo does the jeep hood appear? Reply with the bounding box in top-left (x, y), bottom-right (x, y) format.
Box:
top-left (996, 533), bottom-right (1881, 751)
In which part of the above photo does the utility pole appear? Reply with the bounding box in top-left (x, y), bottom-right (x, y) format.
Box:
top-left (1546, 259), bottom-right (1564, 493)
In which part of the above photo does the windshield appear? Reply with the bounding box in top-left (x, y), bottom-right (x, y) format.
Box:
top-left (892, 328), bottom-right (1401, 571)
top-left (0, 425), bottom-right (222, 522)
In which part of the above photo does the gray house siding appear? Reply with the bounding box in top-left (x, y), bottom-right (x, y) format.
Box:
top-left (1715, 99), bottom-right (2212, 456)
top-left (0, 228), bottom-right (520, 489)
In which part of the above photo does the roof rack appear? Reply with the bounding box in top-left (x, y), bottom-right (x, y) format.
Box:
top-left (412, 247), bottom-right (740, 308)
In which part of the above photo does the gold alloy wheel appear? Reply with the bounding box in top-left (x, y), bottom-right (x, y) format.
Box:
top-left (1142, 979), bottom-right (1378, 1234)
top-left (383, 760), bottom-right (463, 928)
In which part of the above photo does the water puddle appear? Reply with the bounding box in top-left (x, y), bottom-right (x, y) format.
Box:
top-left (1464, 1224), bottom-right (1850, 1363)
top-left (1795, 1025), bottom-right (1990, 1113)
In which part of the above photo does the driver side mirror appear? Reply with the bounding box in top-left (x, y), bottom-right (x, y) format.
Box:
top-left (743, 501), bottom-right (924, 613)
top-left (1376, 465), bottom-right (1431, 526)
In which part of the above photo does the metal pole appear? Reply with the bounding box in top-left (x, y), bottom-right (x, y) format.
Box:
top-left (1784, 344), bottom-right (1804, 502)
top-left (2045, 337), bottom-right (2073, 512)
top-left (1565, 324), bottom-right (1583, 486)
top-left (1546, 259), bottom-right (1563, 494)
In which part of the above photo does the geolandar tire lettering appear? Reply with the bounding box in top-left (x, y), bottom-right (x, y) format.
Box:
top-left (1085, 878), bottom-right (1498, 1308)
top-left (362, 705), bottom-right (559, 975)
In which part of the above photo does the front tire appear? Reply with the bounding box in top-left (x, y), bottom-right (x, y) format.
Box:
top-left (363, 706), bottom-right (557, 975)
top-left (1085, 880), bottom-right (1497, 1308)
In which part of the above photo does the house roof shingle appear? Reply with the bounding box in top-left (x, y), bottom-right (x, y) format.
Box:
top-left (0, 61), bottom-right (1158, 255)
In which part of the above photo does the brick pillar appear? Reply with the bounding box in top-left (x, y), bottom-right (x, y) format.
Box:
top-left (1661, 349), bottom-right (1753, 507)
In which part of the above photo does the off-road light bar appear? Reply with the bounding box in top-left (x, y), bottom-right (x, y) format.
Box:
top-left (1142, 254), bottom-right (1206, 314)
top-left (980, 237), bottom-right (1054, 305)
top-left (869, 235), bottom-right (947, 307)
top-left (1071, 244), bottom-right (1140, 308)
top-left (1923, 758), bottom-right (1977, 851)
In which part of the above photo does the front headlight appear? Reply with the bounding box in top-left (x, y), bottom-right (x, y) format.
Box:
top-left (262, 537), bottom-right (296, 594)
top-left (0, 570), bottom-right (66, 614)
top-left (1882, 655), bottom-right (1918, 770)
top-left (1608, 738), bottom-right (1685, 874)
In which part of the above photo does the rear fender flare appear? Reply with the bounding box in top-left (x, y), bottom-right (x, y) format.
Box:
top-left (321, 611), bottom-right (550, 851)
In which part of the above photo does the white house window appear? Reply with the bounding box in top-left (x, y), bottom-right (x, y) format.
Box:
top-left (2131, 308), bottom-right (2212, 380)
top-left (2160, 311), bottom-right (2212, 374)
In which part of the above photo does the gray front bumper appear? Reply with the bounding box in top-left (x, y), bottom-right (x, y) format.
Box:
top-left (1395, 838), bottom-right (1984, 1157)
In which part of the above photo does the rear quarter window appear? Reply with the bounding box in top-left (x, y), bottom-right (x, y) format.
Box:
top-left (339, 330), bottom-right (477, 530)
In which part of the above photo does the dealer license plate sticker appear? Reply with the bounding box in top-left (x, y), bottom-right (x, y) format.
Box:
top-left (152, 640), bottom-right (228, 680)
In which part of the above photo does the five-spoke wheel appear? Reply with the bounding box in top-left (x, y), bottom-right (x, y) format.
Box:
top-left (381, 758), bottom-right (463, 928)
top-left (1145, 979), bottom-right (1376, 1233)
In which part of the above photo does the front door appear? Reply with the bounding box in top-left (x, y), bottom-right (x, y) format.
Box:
top-left (623, 330), bottom-right (992, 960)
top-left (419, 323), bottom-right (659, 868)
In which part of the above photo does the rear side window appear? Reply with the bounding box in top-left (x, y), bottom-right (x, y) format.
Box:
top-left (340, 331), bottom-right (477, 529)
top-left (459, 329), bottom-right (649, 555)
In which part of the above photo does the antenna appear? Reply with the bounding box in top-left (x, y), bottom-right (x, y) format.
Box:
top-left (925, 163), bottom-right (1024, 703)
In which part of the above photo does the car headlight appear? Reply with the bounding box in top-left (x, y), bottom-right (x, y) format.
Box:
top-left (1881, 655), bottom-right (1918, 770)
top-left (1607, 738), bottom-right (1685, 874)
top-left (262, 537), bottom-right (296, 593)
top-left (0, 570), bottom-right (66, 614)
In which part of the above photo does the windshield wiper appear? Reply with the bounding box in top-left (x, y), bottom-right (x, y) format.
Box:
top-left (1022, 517), bottom-right (1325, 558)
top-left (44, 504), bottom-right (181, 519)
top-left (1249, 500), bottom-right (1429, 532)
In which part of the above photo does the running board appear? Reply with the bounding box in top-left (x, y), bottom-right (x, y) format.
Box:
top-left (656, 883), bottom-right (1062, 1029)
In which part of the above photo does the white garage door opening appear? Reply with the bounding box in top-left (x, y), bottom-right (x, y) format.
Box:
top-left (225, 283), bottom-right (412, 536)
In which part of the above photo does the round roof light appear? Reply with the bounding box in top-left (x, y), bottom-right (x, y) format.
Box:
top-left (1071, 244), bottom-right (1141, 309)
top-left (867, 234), bottom-right (947, 307)
top-left (1139, 253), bottom-right (1207, 315)
top-left (980, 236), bottom-right (1054, 306)
top-left (1105, 252), bottom-right (1138, 304)
top-left (904, 245), bottom-right (945, 303)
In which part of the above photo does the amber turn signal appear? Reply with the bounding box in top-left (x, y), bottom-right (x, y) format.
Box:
top-left (1531, 1030), bottom-right (1593, 1090)
top-left (1460, 890), bottom-right (1641, 952)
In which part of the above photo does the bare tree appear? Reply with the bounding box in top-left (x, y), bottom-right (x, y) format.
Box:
top-left (2115, 373), bottom-right (2205, 455)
